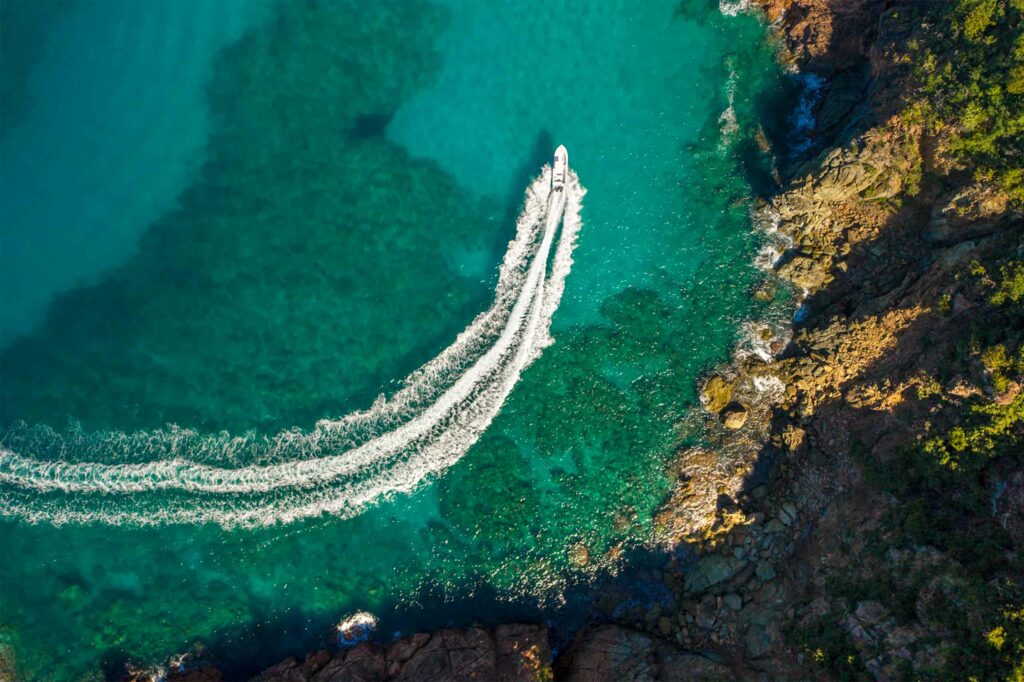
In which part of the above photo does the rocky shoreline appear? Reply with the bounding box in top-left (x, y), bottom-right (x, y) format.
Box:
top-left (133, 1), bottom-right (1023, 679)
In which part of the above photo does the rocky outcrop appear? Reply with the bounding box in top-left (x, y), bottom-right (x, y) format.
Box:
top-left (554, 626), bottom-right (731, 681)
top-left (252, 625), bottom-right (551, 682)
top-left (755, 0), bottom-right (888, 71)
top-left (644, 1), bottom-right (1022, 679)
top-left (926, 182), bottom-right (1019, 244)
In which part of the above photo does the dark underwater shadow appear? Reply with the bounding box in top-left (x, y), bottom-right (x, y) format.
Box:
top-left (99, 538), bottom-right (692, 680)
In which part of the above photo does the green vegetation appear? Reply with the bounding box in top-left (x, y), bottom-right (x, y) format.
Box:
top-left (981, 344), bottom-right (1024, 393)
top-left (991, 261), bottom-right (1024, 305)
top-left (924, 392), bottom-right (1023, 469)
top-left (911, 0), bottom-right (1024, 202)
top-left (787, 617), bottom-right (869, 681)
top-left (819, 251), bottom-right (1024, 680)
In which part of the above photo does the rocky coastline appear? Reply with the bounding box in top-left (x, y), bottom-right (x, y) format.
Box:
top-left (131, 1), bottom-right (1023, 680)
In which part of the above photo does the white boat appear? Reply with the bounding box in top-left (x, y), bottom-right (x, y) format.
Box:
top-left (552, 145), bottom-right (568, 192)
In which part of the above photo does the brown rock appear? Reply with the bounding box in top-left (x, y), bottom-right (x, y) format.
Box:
top-left (926, 183), bottom-right (1016, 244)
top-left (721, 403), bottom-right (749, 430)
top-left (701, 375), bottom-right (734, 414)
top-left (257, 625), bottom-right (550, 682)
top-left (658, 616), bottom-right (674, 637)
top-left (312, 643), bottom-right (386, 682)
top-left (494, 624), bottom-right (552, 681)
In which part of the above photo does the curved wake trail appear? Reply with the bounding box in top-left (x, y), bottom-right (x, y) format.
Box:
top-left (0, 164), bottom-right (585, 527)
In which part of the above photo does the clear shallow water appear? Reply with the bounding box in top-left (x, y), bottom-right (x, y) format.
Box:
top-left (0, 0), bottom-right (272, 344)
top-left (0, 1), bottom-right (785, 679)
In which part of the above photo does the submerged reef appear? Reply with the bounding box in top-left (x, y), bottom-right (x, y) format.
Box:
top-left (0, 1), bottom-right (496, 436)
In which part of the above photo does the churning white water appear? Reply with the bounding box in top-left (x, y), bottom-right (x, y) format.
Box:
top-left (0, 161), bottom-right (585, 527)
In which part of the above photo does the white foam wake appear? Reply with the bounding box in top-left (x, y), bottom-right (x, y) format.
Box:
top-left (0, 164), bottom-right (585, 527)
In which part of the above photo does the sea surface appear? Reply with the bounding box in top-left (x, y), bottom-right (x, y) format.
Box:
top-left (0, 1), bottom-right (788, 678)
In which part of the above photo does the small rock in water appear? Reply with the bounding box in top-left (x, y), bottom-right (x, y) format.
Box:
top-left (753, 280), bottom-right (777, 302)
top-left (724, 593), bottom-right (743, 611)
top-left (568, 542), bottom-right (591, 567)
top-left (658, 616), bottom-right (674, 636)
top-left (336, 611), bottom-right (378, 646)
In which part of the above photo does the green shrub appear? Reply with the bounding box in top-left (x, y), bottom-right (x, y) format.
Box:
top-left (923, 393), bottom-right (1024, 469)
top-left (912, 1), bottom-right (1024, 202)
top-left (938, 293), bottom-right (953, 316)
top-left (991, 261), bottom-right (1024, 305)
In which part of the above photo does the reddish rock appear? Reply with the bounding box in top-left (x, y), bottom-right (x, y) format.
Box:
top-left (253, 625), bottom-right (550, 682)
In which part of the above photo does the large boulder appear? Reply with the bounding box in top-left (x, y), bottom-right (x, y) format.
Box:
top-left (685, 555), bottom-right (749, 593)
top-left (721, 403), bottom-right (749, 430)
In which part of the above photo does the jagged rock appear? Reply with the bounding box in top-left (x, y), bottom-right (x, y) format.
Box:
top-left (721, 403), bottom-right (749, 430)
top-left (254, 625), bottom-right (550, 682)
top-left (556, 625), bottom-right (732, 681)
top-left (777, 252), bottom-right (832, 290)
top-left (655, 448), bottom-right (752, 547)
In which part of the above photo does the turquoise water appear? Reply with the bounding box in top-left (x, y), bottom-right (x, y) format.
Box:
top-left (0, 1), bottom-right (786, 678)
